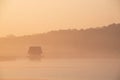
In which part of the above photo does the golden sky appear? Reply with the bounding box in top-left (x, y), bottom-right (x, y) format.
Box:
top-left (0, 0), bottom-right (120, 37)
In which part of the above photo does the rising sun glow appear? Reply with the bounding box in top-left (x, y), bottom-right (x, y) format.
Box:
top-left (0, 0), bottom-right (120, 37)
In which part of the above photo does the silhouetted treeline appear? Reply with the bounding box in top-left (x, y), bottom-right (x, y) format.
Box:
top-left (0, 23), bottom-right (120, 58)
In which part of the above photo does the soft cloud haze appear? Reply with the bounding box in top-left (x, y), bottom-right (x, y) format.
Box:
top-left (0, 0), bottom-right (120, 36)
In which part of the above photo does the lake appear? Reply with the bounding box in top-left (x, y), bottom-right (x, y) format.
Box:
top-left (0, 58), bottom-right (120, 80)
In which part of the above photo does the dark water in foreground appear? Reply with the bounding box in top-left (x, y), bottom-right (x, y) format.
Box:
top-left (0, 58), bottom-right (120, 80)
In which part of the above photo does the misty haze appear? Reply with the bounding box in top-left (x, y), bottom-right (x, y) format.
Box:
top-left (0, 23), bottom-right (120, 80)
top-left (0, 0), bottom-right (120, 80)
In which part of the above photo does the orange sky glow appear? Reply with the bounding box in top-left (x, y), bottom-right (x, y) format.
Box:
top-left (0, 0), bottom-right (120, 37)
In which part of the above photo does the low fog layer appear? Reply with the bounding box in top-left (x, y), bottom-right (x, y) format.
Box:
top-left (0, 23), bottom-right (120, 59)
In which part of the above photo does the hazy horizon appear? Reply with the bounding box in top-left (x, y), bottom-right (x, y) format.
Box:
top-left (0, 0), bottom-right (120, 37)
top-left (0, 1), bottom-right (120, 80)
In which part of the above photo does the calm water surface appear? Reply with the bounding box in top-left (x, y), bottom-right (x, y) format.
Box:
top-left (0, 58), bottom-right (120, 80)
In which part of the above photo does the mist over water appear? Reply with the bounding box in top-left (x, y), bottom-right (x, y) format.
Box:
top-left (0, 58), bottom-right (120, 80)
top-left (0, 0), bottom-right (120, 80)
top-left (0, 23), bottom-right (119, 80)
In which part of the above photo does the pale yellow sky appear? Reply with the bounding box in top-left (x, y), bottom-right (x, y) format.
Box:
top-left (0, 0), bottom-right (120, 37)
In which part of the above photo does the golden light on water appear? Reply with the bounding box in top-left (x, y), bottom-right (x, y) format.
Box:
top-left (0, 1), bottom-right (120, 80)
